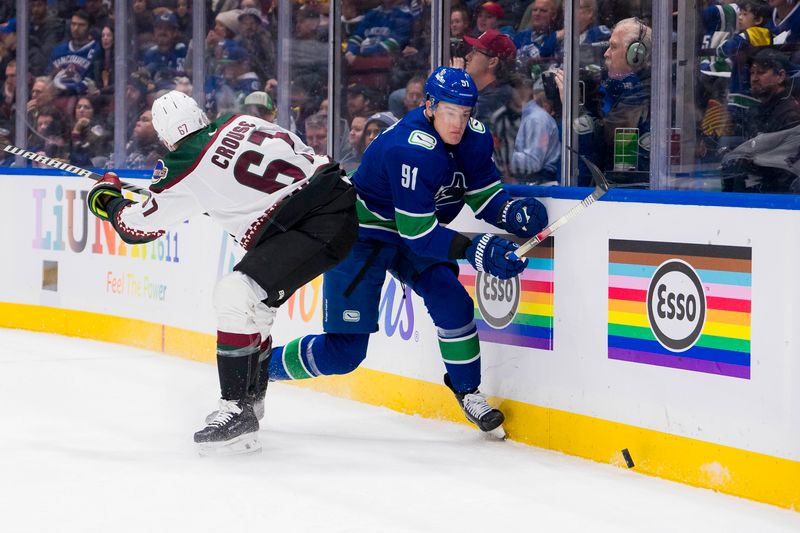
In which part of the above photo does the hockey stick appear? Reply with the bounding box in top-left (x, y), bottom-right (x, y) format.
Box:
top-left (509, 155), bottom-right (609, 260)
top-left (2, 143), bottom-right (151, 196)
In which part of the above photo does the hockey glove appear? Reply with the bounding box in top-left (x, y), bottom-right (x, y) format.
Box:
top-left (465, 234), bottom-right (528, 280)
top-left (499, 198), bottom-right (548, 238)
top-left (88, 172), bottom-right (125, 221)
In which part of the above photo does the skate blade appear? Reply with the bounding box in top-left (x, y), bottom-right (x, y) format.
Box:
top-left (484, 426), bottom-right (507, 441)
top-left (198, 432), bottom-right (262, 457)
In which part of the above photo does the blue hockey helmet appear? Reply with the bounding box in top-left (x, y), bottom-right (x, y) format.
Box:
top-left (424, 66), bottom-right (478, 108)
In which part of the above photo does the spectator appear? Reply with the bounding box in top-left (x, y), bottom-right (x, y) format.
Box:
top-left (771, 0), bottom-right (800, 44)
top-left (742, 48), bottom-right (800, 139)
top-left (291, 6), bottom-right (327, 85)
top-left (721, 49), bottom-right (800, 192)
top-left (289, 74), bottom-right (324, 138)
top-left (173, 74), bottom-right (193, 96)
top-left (304, 112), bottom-right (328, 155)
top-left (556, 17), bottom-right (652, 173)
top-left (472, 2), bottom-right (504, 36)
top-left (133, 0), bottom-right (155, 53)
top-left (243, 90), bottom-right (276, 122)
top-left (175, 0), bottom-right (192, 43)
top-left (345, 0), bottom-right (414, 63)
top-left (578, 0), bottom-right (611, 46)
top-left (97, 25), bottom-right (114, 99)
top-left (346, 83), bottom-right (379, 120)
top-left (30, 0), bottom-right (65, 77)
top-left (0, 18), bottom-right (17, 76)
top-left (237, 8), bottom-right (275, 88)
top-left (27, 76), bottom-right (56, 129)
top-left (489, 72), bottom-right (530, 180)
top-left (339, 112), bottom-right (371, 172)
top-left (84, 0), bottom-right (111, 36)
top-left (361, 111), bottom-right (398, 149)
top-left (216, 44), bottom-right (261, 115)
top-left (450, 5), bottom-right (472, 58)
top-left (125, 70), bottom-right (152, 137)
top-left (464, 29), bottom-right (517, 123)
top-left (30, 105), bottom-right (69, 161)
top-left (125, 109), bottom-right (165, 169)
top-left (50, 10), bottom-right (101, 100)
top-left (511, 87), bottom-right (561, 184)
top-left (388, 75), bottom-right (425, 119)
top-left (514, 0), bottom-right (561, 70)
top-left (1, 59), bottom-right (15, 125)
top-left (142, 11), bottom-right (187, 77)
top-left (70, 96), bottom-right (110, 167)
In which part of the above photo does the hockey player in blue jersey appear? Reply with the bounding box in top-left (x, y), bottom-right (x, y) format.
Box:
top-left (267, 66), bottom-right (548, 435)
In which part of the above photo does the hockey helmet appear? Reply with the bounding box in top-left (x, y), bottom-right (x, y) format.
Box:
top-left (424, 66), bottom-right (478, 108)
top-left (151, 90), bottom-right (210, 150)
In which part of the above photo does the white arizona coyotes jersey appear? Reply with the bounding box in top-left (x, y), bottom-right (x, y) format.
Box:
top-left (116, 113), bottom-right (331, 249)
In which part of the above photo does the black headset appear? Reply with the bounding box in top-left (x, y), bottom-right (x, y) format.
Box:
top-left (626, 18), bottom-right (648, 68)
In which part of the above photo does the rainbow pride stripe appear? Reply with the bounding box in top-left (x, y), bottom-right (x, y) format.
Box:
top-left (608, 239), bottom-right (751, 379)
top-left (459, 238), bottom-right (554, 350)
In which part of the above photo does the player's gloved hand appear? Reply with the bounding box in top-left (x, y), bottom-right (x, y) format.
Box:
top-left (499, 198), bottom-right (548, 238)
top-left (465, 233), bottom-right (528, 279)
top-left (88, 172), bottom-right (124, 221)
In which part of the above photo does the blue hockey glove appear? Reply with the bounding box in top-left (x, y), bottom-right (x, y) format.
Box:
top-left (88, 172), bottom-right (125, 221)
top-left (499, 198), bottom-right (548, 238)
top-left (465, 233), bottom-right (528, 279)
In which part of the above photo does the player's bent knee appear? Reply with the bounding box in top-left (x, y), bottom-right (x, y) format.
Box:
top-left (321, 333), bottom-right (369, 374)
top-left (213, 271), bottom-right (269, 333)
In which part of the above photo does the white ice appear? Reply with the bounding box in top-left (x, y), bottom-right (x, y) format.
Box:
top-left (0, 328), bottom-right (797, 533)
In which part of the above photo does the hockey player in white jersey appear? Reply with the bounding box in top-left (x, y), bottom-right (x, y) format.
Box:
top-left (87, 91), bottom-right (357, 455)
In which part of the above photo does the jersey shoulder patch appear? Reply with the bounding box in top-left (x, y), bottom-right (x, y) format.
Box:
top-left (468, 118), bottom-right (486, 134)
top-left (151, 159), bottom-right (169, 184)
top-left (407, 129), bottom-right (437, 150)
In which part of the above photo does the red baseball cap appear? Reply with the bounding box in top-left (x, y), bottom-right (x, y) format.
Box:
top-left (479, 2), bottom-right (504, 19)
top-left (463, 29), bottom-right (517, 61)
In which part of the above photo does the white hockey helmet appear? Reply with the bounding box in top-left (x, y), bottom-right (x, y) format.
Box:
top-left (151, 90), bottom-right (209, 150)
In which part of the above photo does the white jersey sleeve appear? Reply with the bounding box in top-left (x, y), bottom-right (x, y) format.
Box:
top-left (115, 114), bottom-right (331, 248)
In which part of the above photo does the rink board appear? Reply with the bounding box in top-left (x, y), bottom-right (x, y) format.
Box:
top-left (0, 171), bottom-right (798, 510)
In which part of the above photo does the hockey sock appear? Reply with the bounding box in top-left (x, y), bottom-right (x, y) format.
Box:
top-left (269, 333), bottom-right (369, 380)
top-left (251, 336), bottom-right (272, 396)
top-left (438, 322), bottom-right (481, 393)
top-left (216, 331), bottom-right (261, 400)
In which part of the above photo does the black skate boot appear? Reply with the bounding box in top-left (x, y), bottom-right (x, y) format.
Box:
top-left (195, 399), bottom-right (261, 456)
top-left (444, 374), bottom-right (506, 438)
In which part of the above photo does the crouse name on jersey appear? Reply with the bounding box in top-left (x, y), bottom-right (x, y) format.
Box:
top-left (210, 120), bottom-right (258, 169)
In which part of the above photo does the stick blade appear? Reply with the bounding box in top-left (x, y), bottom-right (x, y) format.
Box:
top-left (580, 155), bottom-right (610, 192)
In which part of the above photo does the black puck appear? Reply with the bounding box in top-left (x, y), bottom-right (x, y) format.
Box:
top-left (621, 448), bottom-right (635, 468)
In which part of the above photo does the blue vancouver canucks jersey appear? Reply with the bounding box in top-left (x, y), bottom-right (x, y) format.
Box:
top-left (351, 106), bottom-right (511, 261)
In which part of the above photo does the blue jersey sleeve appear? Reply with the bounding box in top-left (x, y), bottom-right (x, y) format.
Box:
top-left (384, 145), bottom-right (462, 260)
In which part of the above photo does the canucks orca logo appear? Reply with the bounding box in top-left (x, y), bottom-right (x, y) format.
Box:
top-left (434, 171), bottom-right (466, 206)
top-left (151, 160), bottom-right (169, 183)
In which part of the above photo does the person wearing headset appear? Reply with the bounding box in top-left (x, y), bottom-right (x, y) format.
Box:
top-left (554, 17), bottom-right (653, 174)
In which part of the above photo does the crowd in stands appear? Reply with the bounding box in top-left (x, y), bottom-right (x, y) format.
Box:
top-left (2, 1), bottom-right (800, 193)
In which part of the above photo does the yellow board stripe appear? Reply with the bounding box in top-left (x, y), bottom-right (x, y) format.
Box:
top-left (1, 302), bottom-right (797, 511)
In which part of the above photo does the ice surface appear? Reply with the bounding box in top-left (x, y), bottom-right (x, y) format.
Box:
top-left (0, 329), bottom-right (797, 533)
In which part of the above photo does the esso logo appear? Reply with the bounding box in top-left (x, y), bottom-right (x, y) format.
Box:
top-left (646, 260), bottom-right (706, 352)
top-left (476, 272), bottom-right (520, 329)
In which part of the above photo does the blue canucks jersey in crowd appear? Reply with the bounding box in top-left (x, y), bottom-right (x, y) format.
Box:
top-left (142, 43), bottom-right (187, 76)
top-left (351, 106), bottom-right (511, 262)
top-left (50, 39), bottom-right (100, 94)
top-left (346, 3), bottom-right (415, 55)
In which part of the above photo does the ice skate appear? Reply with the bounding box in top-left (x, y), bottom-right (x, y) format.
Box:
top-left (445, 374), bottom-right (506, 439)
top-left (195, 399), bottom-right (261, 456)
top-left (205, 388), bottom-right (266, 424)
